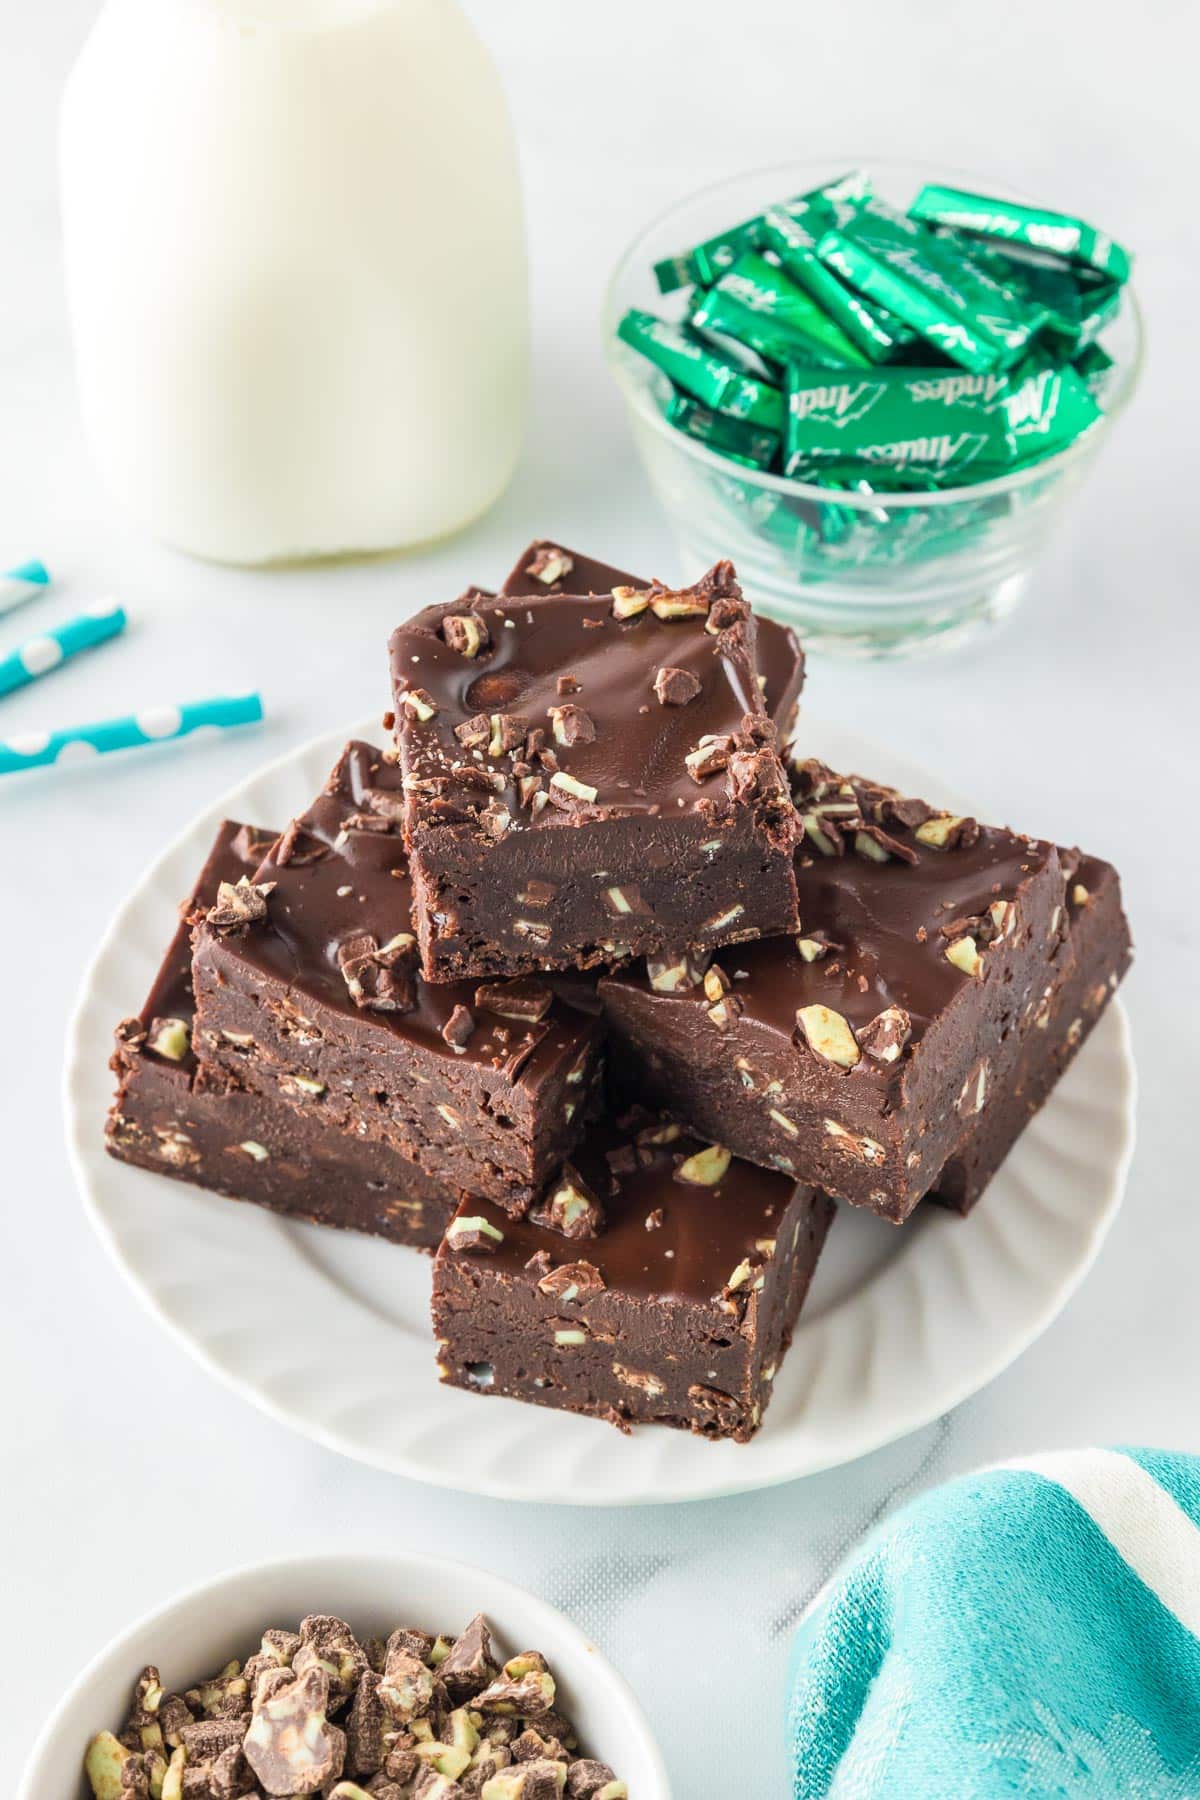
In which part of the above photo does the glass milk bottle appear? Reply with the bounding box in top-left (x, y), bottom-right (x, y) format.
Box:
top-left (60, 0), bottom-right (528, 564)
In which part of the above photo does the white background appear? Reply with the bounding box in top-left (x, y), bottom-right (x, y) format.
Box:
top-left (3, 2), bottom-right (1198, 1793)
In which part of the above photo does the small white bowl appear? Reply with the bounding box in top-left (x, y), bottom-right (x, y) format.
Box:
top-left (18, 1550), bottom-right (671, 1799)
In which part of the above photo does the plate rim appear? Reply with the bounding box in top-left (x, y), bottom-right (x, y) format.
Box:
top-left (64, 712), bottom-right (1138, 1506)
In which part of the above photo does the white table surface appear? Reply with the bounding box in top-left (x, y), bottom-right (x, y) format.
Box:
top-left (4, 3), bottom-right (1197, 1793)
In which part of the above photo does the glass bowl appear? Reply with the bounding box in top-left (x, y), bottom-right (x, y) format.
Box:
top-left (604, 155), bottom-right (1144, 659)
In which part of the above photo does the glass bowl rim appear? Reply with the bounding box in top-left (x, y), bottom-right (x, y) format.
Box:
top-left (602, 152), bottom-right (1146, 513)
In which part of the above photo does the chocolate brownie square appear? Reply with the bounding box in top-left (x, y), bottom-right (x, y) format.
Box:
top-left (192, 745), bottom-right (605, 1215)
top-left (388, 561), bottom-right (800, 982)
top-left (106, 820), bottom-right (456, 1248)
top-left (932, 848), bottom-right (1132, 1213)
top-left (599, 760), bottom-right (1071, 1223)
top-left (432, 1112), bottom-right (834, 1442)
top-left (498, 537), bottom-right (805, 738)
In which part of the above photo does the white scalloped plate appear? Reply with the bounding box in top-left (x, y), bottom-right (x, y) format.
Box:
top-left (65, 715), bottom-right (1136, 1505)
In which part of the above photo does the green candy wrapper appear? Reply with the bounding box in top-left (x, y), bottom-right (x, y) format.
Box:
top-left (1026, 266), bottom-right (1122, 355)
top-left (652, 169), bottom-right (873, 296)
top-left (934, 234), bottom-right (1123, 358)
top-left (664, 390), bottom-right (780, 469)
top-left (766, 170), bottom-right (874, 246)
top-left (1067, 277), bottom-right (1123, 354)
top-left (817, 199), bottom-right (1042, 374)
top-left (947, 239), bottom-right (1079, 339)
top-left (692, 252), bottom-right (871, 372)
top-left (909, 184), bottom-right (1133, 283)
top-left (786, 368), bottom-right (1002, 482)
top-left (618, 307), bottom-right (785, 431)
top-left (653, 214), bottom-right (764, 295)
top-left (1073, 341), bottom-right (1115, 401)
top-left (807, 463), bottom-right (945, 496)
top-left (799, 169), bottom-right (875, 214)
top-left (783, 362), bottom-right (1100, 484)
top-left (925, 229), bottom-right (1051, 356)
top-left (1002, 360), bottom-right (1101, 467)
top-left (761, 206), bottom-right (917, 361)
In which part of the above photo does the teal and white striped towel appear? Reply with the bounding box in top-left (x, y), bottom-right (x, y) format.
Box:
top-left (788, 1449), bottom-right (1200, 1798)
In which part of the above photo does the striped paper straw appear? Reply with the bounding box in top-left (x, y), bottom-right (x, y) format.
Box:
top-left (0, 692), bottom-right (263, 775)
top-left (0, 559), bottom-right (50, 618)
top-left (0, 599), bottom-right (126, 698)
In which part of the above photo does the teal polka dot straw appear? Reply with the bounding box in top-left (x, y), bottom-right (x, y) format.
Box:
top-left (0, 558), bottom-right (50, 618)
top-left (0, 599), bottom-right (126, 697)
top-left (0, 693), bottom-right (264, 775)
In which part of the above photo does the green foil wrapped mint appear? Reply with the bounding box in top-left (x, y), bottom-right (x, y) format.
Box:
top-left (691, 253), bottom-right (871, 372)
top-left (908, 184), bottom-right (1133, 283)
top-left (663, 391), bottom-right (780, 469)
top-left (617, 307), bottom-right (785, 432)
top-left (651, 168), bottom-right (872, 296)
top-left (762, 204), bottom-right (916, 362)
top-left (783, 362), bottom-right (1100, 484)
top-left (817, 198), bottom-right (1043, 374)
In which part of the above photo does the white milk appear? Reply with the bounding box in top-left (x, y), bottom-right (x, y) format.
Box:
top-left (60, 0), bottom-right (528, 564)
